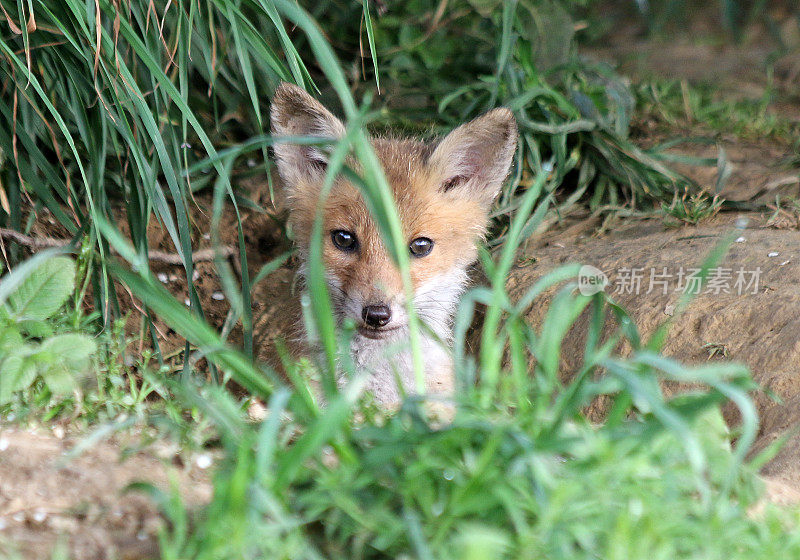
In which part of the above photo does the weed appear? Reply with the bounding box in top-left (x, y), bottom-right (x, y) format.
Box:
top-left (765, 195), bottom-right (800, 230)
top-left (0, 254), bottom-right (95, 407)
top-left (703, 342), bottom-right (729, 360)
top-left (662, 190), bottom-right (724, 226)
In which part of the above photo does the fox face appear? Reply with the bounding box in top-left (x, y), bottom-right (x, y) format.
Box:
top-left (270, 83), bottom-right (516, 402)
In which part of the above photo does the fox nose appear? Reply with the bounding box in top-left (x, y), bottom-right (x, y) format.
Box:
top-left (362, 304), bottom-right (392, 328)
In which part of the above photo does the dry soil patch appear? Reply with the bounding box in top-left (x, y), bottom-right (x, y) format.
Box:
top-left (0, 426), bottom-right (212, 559)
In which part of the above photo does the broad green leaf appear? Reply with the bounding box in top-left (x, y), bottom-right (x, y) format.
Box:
top-left (16, 319), bottom-right (54, 339)
top-left (33, 334), bottom-right (96, 395)
top-left (0, 349), bottom-right (37, 404)
top-left (0, 323), bottom-right (23, 355)
top-left (39, 333), bottom-right (96, 373)
top-left (39, 362), bottom-right (75, 395)
top-left (6, 257), bottom-right (76, 322)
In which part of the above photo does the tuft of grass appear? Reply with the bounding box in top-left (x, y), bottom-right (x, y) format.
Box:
top-left (764, 195), bottom-right (800, 230)
top-left (661, 189), bottom-right (724, 226)
top-left (636, 78), bottom-right (800, 145)
top-left (703, 341), bottom-right (729, 360)
top-left (0, 0), bottom-right (313, 361)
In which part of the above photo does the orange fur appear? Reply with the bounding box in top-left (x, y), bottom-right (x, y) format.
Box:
top-left (287, 137), bottom-right (488, 301)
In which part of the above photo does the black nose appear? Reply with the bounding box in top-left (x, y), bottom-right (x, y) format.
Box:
top-left (362, 304), bottom-right (391, 328)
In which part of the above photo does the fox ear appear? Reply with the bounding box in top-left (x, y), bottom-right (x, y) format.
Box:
top-left (429, 108), bottom-right (517, 206)
top-left (270, 82), bottom-right (346, 186)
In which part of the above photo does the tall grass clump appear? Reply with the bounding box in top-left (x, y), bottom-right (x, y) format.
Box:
top-left (0, 0), bottom-right (315, 357)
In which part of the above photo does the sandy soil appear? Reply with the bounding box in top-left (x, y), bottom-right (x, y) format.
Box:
top-left (0, 426), bottom-right (212, 559)
top-left (511, 209), bottom-right (800, 462)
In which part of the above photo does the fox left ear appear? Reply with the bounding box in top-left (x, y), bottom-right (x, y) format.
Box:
top-left (270, 82), bottom-right (346, 188)
top-left (429, 108), bottom-right (517, 207)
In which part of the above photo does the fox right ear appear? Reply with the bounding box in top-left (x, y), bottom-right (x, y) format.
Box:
top-left (270, 82), bottom-right (346, 186)
top-left (429, 107), bottom-right (517, 208)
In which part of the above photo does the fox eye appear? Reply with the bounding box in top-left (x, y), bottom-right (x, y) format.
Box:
top-left (409, 237), bottom-right (434, 258)
top-left (331, 230), bottom-right (358, 252)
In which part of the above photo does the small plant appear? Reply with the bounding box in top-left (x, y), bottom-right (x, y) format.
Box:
top-left (0, 255), bottom-right (96, 406)
top-left (703, 341), bottom-right (729, 360)
top-left (662, 190), bottom-right (723, 225)
top-left (765, 195), bottom-right (800, 230)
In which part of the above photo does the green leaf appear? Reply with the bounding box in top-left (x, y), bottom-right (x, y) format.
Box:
top-left (17, 319), bottom-right (55, 339)
top-left (34, 334), bottom-right (96, 395)
top-left (39, 362), bottom-right (75, 395)
top-left (0, 349), bottom-right (38, 404)
top-left (39, 333), bottom-right (96, 373)
top-left (0, 322), bottom-right (24, 355)
top-left (6, 257), bottom-right (76, 322)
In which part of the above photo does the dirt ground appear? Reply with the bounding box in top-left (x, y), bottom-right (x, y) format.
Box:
top-left (0, 426), bottom-right (212, 559)
top-left (2, 6), bottom-right (800, 559)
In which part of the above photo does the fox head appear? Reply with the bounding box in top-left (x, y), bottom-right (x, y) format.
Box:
top-left (270, 82), bottom-right (516, 347)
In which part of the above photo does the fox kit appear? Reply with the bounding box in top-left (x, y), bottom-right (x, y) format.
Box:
top-left (270, 82), bottom-right (516, 405)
